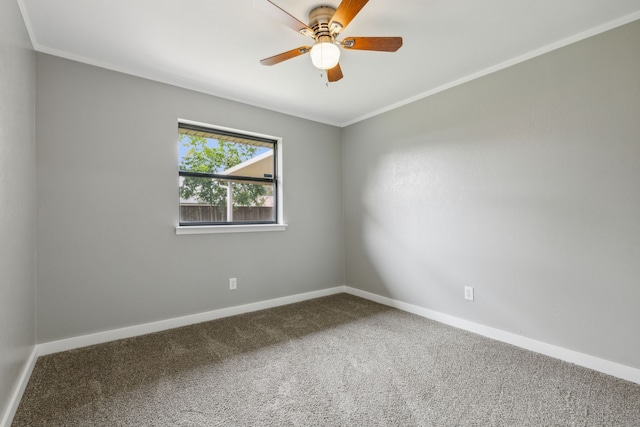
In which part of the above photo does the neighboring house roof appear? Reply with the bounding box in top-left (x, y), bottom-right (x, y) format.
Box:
top-left (221, 150), bottom-right (273, 178)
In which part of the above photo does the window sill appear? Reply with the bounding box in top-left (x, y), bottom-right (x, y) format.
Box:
top-left (175, 223), bottom-right (288, 235)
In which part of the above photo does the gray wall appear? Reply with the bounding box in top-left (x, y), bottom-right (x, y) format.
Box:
top-left (0, 0), bottom-right (37, 418)
top-left (36, 54), bottom-right (344, 342)
top-left (343, 21), bottom-right (640, 369)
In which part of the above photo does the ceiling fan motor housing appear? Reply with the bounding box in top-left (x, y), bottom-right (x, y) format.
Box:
top-left (309, 6), bottom-right (336, 41)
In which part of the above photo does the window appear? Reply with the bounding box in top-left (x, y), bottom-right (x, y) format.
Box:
top-left (178, 121), bottom-right (279, 227)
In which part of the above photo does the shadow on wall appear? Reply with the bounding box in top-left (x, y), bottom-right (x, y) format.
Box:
top-left (357, 137), bottom-right (618, 342)
top-left (348, 20), bottom-right (640, 366)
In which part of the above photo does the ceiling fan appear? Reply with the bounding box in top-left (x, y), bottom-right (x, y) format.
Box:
top-left (254, 0), bottom-right (403, 82)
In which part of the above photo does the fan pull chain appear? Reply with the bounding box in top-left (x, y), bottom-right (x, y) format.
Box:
top-left (317, 71), bottom-right (331, 86)
top-left (319, 71), bottom-right (329, 87)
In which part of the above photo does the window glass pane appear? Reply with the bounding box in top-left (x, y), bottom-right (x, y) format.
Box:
top-left (179, 132), bottom-right (274, 178)
top-left (179, 177), bottom-right (274, 223)
top-left (231, 181), bottom-right (275, 222)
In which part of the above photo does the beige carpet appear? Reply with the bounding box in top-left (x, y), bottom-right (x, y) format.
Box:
top-left (13, 294), bottom-right (640, 426)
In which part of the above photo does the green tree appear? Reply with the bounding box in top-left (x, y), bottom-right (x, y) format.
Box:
top-left (179, 135), bottom-right (268, 221)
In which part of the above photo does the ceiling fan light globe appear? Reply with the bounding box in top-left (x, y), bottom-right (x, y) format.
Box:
top-left (310, 42), bottom-right (340, 70)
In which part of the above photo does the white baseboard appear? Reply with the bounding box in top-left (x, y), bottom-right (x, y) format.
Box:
top-left (38, 286), bottom-right (347, 356)
top-left (344, 286), bottom-right (640, 385)
top-left (0, 347), bottom-right (38, 427)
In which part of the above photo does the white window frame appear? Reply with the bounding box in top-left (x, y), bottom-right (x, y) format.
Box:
top-left (175, 119), bottom-right (286, 235)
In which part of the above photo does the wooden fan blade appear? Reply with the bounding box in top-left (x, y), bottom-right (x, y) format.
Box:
top-left (342, 37), bottom-right (403, 52)
top-left (327, 63), bottom-right (344, 82)
top-left (330, 0), bottom-right (369, 34)
top-left (253, 0), bottom-right (314, 38)
top-left (260, 46), bottom-right (311, 66)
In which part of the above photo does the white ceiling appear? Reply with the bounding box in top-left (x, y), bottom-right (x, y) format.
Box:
top-left (18, 0), bottom-right (640, 127)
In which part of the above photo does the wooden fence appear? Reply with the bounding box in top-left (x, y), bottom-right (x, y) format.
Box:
top-left (180, 205), bottom-right (273, 222)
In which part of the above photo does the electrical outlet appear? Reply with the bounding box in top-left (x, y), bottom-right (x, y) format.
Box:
top-left (464, 286), bottom-right (474, 301)
top-left (229, 277), bottom-right (237, 290)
